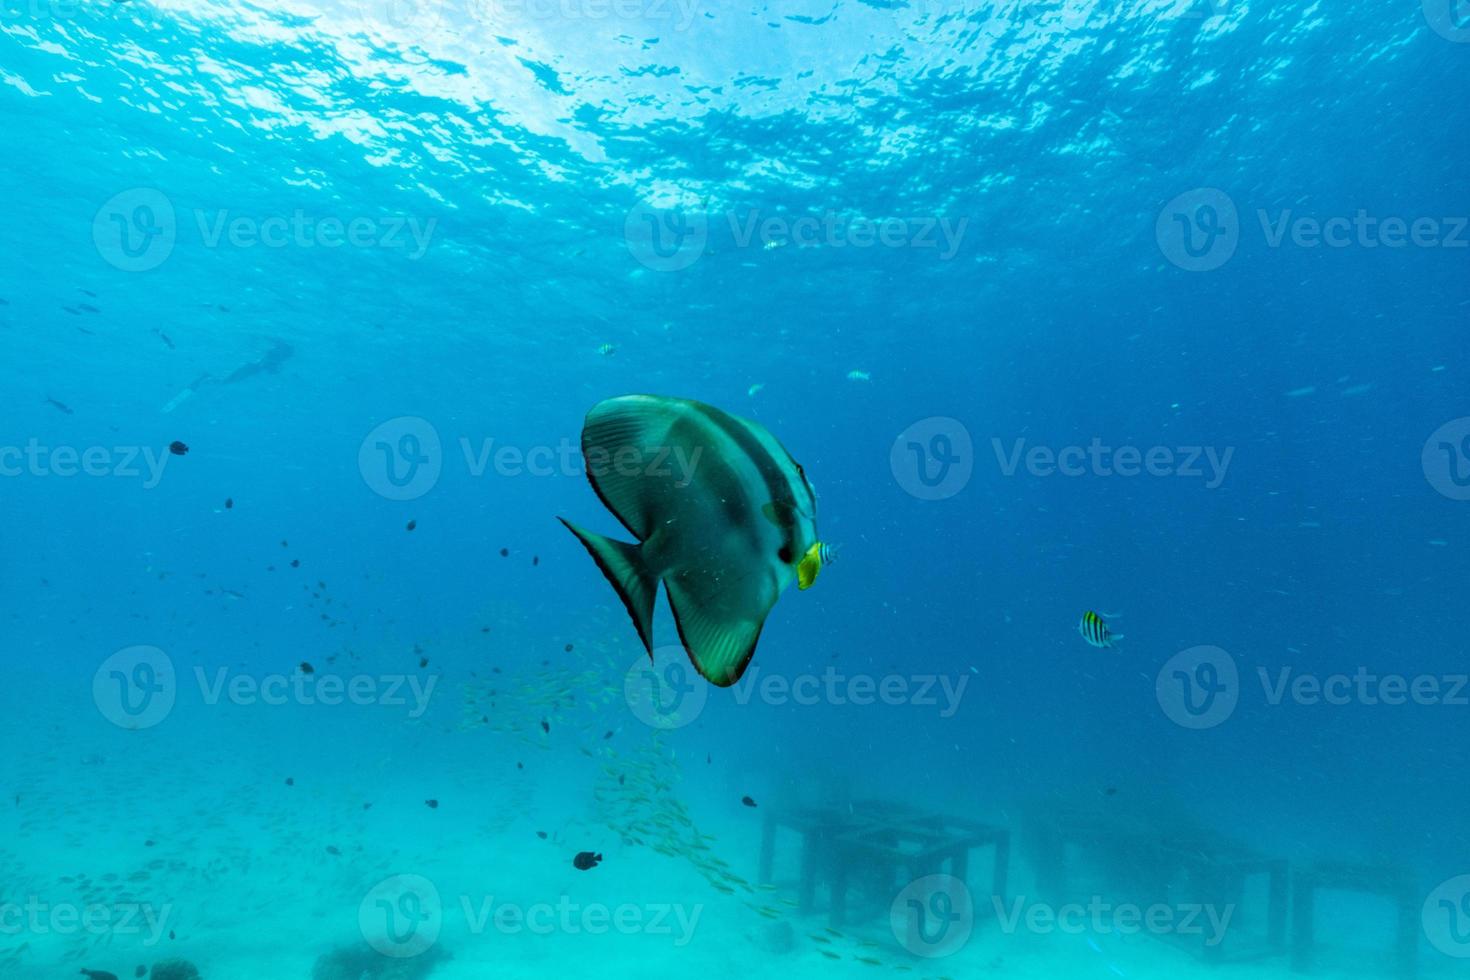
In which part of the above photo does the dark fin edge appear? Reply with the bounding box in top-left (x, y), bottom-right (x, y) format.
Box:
top-left (558, 517), bottom-right (656, 653)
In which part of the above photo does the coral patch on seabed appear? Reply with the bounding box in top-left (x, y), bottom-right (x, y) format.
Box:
top-left (311, 942), bottom-right (450, 980)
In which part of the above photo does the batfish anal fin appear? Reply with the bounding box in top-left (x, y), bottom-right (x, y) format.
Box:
top-left (559, 518), bottom-right (657, 653)
top-left (664, 570), bottom-right (770, 687)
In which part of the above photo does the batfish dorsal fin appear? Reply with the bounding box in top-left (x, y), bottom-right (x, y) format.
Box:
top-left (580, 396), bottom-right (692, 541)
top-left (664, 566), bottom-right (771, 687)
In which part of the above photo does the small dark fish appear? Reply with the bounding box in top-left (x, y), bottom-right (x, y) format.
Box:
top-left (540, 719), bottom-right (550, 734)
top-left (707, 753), bottom-right (711, 764)
top-left (169, 930), bottom-right (175, 939)
top-left (45, 397), bottom-right (74, 415)
top-left (532, 555), bottom-right (539, 565)
top-left (154, 329), bottom-right (175, 349)
top-left (742, 796), bottom-right (758, 808)
top-left (572, 851), bottom-right (602, 871)
top-left (80, 970), bottom-right (119, 980)
top-left (481, 626), bottom-right (491, 633)
top-left (1105, 787), bottom-right (1118, 796)
top-left (224, 497), bottom-right (234, 509)
top-left (419, 656), bottom-right (428, 668)
top-left (326, 845), bottom-right (341, 856)
top-left (603, 730), bottom-right (614, 740)
top-left (78, 303), bottom-right (100, 313)
top-left (364, 802), bottom-right (373, 810)
top-left (564, 643), bottom-right (574, 652)
top-left (406, 519), bottom-right (416, 531)
top-left (517, 762), bottom-right (524, 770)
top-left (281, 540), bottom-right (289, 547)
top-left (425, 799), bottom-right (439, 809)
top-left (300, 662), bottom-right (314, 675)
top-left (500, 547), bottom-right (509, 557)
top-left (291, 559), bottom-right (301, 568)
top-left (168, 440), bottom-right (189, 456)
top-left (135, 967), bottom-right (146, 978)
top-left (536, 831), bottom-right (547, 839)
top-left (285, 777), bottom-right (294, 786)
top-left (618, 774), bottom-right (625, 786)
top-left (144, 839), bottom-right (155, 847)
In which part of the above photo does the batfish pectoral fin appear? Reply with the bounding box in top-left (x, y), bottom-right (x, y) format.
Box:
top-left (664, 569), bottom-right (769, 688)
top-left (559, 518), bottom-right (657, 654)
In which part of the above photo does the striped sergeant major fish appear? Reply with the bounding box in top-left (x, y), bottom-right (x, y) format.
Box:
top-left (559, 395), bottom-right (832, 687)
top-left (1079, 610), bottom-right (1123, 649)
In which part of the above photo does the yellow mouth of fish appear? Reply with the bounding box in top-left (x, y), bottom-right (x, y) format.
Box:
top-left (797, 541), bottom-right (827, 590)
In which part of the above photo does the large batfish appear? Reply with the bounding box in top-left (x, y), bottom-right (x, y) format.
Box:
top-left (560, 395), bottom-right (831, 687)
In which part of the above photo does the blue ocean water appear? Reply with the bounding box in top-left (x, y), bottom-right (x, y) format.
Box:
top-left (2, 1), bottom-right (1469, 978)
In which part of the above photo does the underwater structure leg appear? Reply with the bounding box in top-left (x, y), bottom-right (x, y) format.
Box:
top-left (1290, 861), bottom-right (1418, 977)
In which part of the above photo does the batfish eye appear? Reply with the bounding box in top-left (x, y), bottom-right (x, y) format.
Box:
top-left (778, 545), bottom-right (793, 563)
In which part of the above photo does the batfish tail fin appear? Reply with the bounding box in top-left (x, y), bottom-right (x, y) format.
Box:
top-left (664, 570), bottom-right (766, 688)
top-left (559, 518), bottom-right (656, 653)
